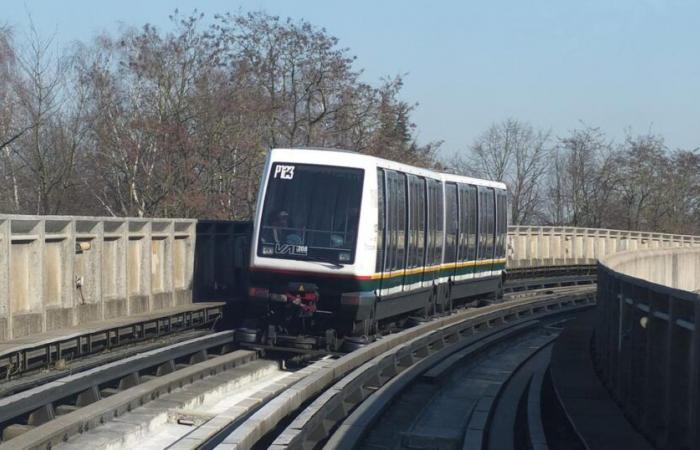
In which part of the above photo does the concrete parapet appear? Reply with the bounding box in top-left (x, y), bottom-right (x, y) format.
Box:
top-left (595, 247), bottom-right (700, 448)
top-left (508, 225), bottom-right (700, 269)
top-left (0, 214), bottom-right (195, 342)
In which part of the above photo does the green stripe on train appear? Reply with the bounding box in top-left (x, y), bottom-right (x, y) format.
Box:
top-left (251, 262), bottom-right (506, 293)
top-left (373, 262), bottom-right (505, 290)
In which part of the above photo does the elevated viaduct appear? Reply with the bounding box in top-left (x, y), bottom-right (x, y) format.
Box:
top-left (1, 214), bottom-right (700, 449)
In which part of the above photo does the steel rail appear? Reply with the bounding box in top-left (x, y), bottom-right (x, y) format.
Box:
top-left (1, 273), bottom-right (597, 449)
top-left (0, 303), bottom-right (225, 380)
top-left (0, 331), bottom-right (256, 448)
top-left (206, 287), bottom-right (595, 449)
top-left (278, 294), bottom-right (590, 450)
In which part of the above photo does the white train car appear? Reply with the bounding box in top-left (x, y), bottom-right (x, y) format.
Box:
top-left (247, 148), bottom-right (507, 340)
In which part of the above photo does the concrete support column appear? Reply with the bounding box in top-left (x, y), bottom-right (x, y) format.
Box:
top-left (44, 218), bottom-right (74, 331)
top-left (9, 218), bottom-right (44, 339)
top-left (103, 220), bottom-right (128, 320)
top-left (126, 220), bottom-right (151, 315)
top-left (74, 219), bottom-right (103, 325)
top-left (151, 220), bottom-right (174, 311)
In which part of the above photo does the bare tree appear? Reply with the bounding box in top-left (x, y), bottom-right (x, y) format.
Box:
top-left (613, 133), bottom-right (666, 230)
top-left (0, 26), bottom-right (23, 212)
top-left (547, 126), bottom-right (618, 227)
top-left (451, 119), bottom-right (549, 224)
top-left (0, 20), bottom-right (88, 215)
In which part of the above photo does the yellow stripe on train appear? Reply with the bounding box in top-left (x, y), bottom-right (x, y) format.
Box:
top-left (369, 258), bottom-right (506, 280)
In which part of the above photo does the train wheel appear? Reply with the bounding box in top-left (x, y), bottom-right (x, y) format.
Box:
top-left (234, 327), bottom-right (260, 344)
top-left (342, 335), bottom-right (374, 352)
top-left (277, 334), bottom-right (318, 350)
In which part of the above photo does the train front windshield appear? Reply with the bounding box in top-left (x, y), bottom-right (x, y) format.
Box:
top-left (258, 163), bottom-right (364, 265)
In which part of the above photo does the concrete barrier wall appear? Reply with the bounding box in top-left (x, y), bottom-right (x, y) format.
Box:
top-left (508, 225), bottom-right (700, 268)
top-left (0, 215), bottom-right (196, 342)
top-left (595, 247), bottom-right (700, 449)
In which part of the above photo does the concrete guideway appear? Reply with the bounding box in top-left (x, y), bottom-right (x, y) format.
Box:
top-left (0, 302), bottom-right (225, 380)
top-left (353, 325), bottom-right (558, 450)
top-left (210, 287), bottom-right (594, 449)
top-left (2, 214), bottom-right (700, 449)
top-left (0, 331), bottom-right (238, 431)
top-left (3, 214), bottom-right (699, 346)
top-left (273, 291), bottom-right (592, 450)
top-left (0, 344), bottom-right (258, 449)
top-left (57, 359), bottom-right (287, 450)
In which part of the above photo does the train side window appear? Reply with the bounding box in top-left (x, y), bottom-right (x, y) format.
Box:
top-left (418, 177), bottom-right (427, 267)
top-left (477, 187), bottom-right (486, 260)
top-left (486, 187), bottom-right (495, 260)
top-left (467, 185), bottom-right (477, 261)
top-left (499, 190), bottom-right (508, 258)
top-left (405, 175), bottom-right (415, 269)
top-left (504, 191), bottom-right (508, 257)
top-left (457, 184), bottom-right (466, 262)
top-left (385, 171), bottom-right (407, 272)
top-left (376, 169), bottom-right (386, 272)
top-left (427, 179), bottom-right (444, 266)
top-left (445, 183), bottom-right (458, 263)
top-left (458, 184), bottom-right (470, 262)
top-left (425, 181), bottom-right (433, 266)
top-left (426, 180), bottom-right (436, 266)
top-left (396, 172), bottom-right (408, 271)
top-left (407, 175), bottom-right (425, 268)
top-left (494, 190), bottom-right (503, 259)
top-left (495, 190), bottom-right (501, 258)
top-left (385, 170), bottom-right (396, 272)
top-left (436, 181), bottom-right (444, 265)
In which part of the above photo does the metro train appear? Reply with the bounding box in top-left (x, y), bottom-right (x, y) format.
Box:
top-left (242, 148), bottom-right (508, 348)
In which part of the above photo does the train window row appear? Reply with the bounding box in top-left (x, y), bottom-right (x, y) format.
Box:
top-left (496, 190), bottom-right (507, 258)
top-left (376, 168), bottom-right (507, 274)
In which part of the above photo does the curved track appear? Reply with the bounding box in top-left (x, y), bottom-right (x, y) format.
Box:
top-left (0, 272), bottom-right (597, 450)
top-left (203, 286), bottom-right (595, 449)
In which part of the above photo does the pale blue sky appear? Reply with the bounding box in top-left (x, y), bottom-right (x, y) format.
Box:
top-left (4, 0), bottom-right (699, 156)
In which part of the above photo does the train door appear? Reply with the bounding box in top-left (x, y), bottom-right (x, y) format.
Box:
top-left (479, 187), bottom-right (496, 277)
top-left (467, 186), bottom-right (478, 277)
top-left (476, 187), bottom-right (487, 278)
top-left (406, 175), bottom-right (426, 292)
top-left (444, 183), bottom-right (459, 280)
top-left (379, 170), bottom-right (407, 296)
top-left (444, 183), bottom-right (459, 309)
top-left (425, 179), bottom-right (443, 288)
top-left (376, 168), bottom-right (386, 296)
top-left (489, 188), bottom-right (497, 274)
top-left (459, 184), bottom-right (478, 281)
top-left (495, 190), bottom-right (507, 272)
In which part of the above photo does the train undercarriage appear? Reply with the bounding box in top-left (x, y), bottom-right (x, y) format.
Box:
top-left (234, 274), bottom-right (505, 353)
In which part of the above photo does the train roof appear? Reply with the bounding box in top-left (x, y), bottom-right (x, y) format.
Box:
top-left (269, 147), bottom-right (507, 191)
